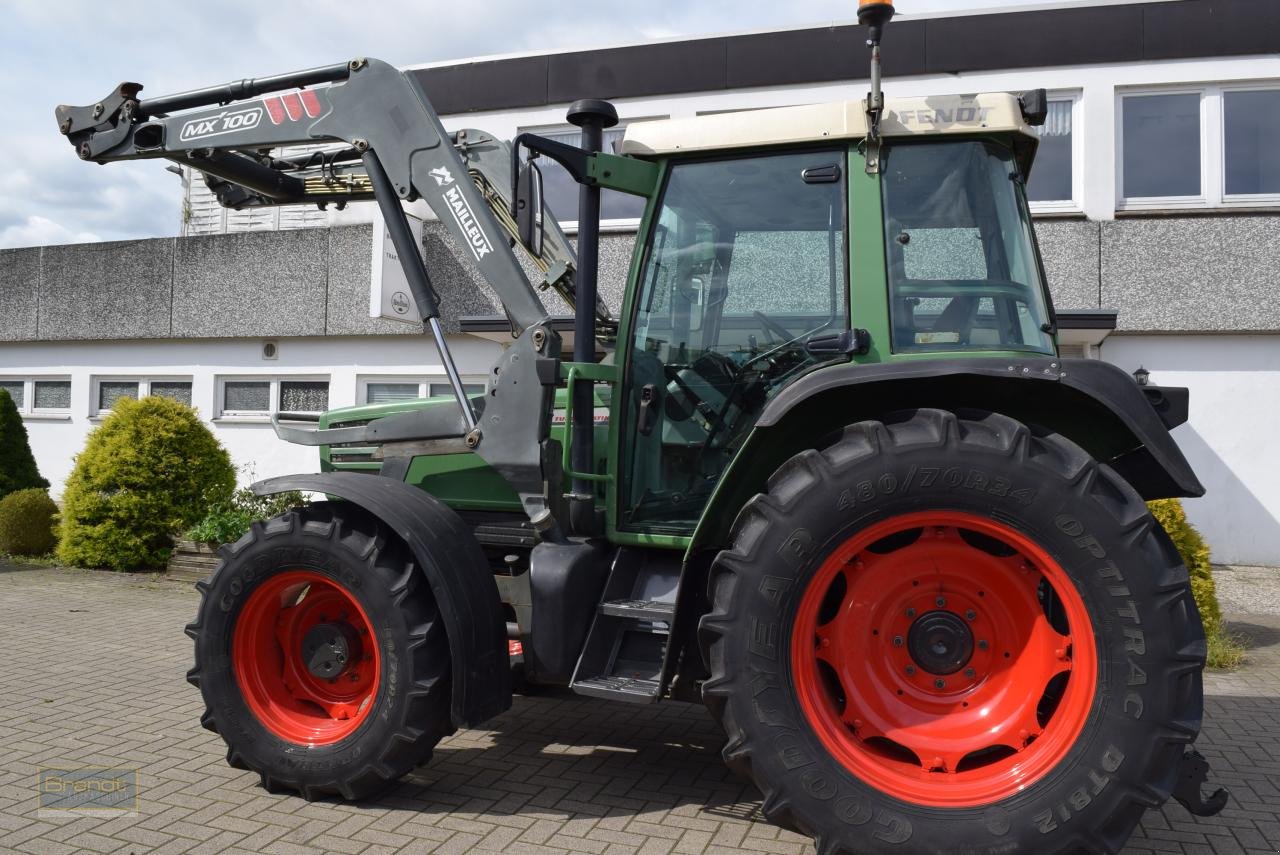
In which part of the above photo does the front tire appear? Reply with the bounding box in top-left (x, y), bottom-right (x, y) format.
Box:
top-left (186, 502), bottom-right (452, 800)
top-left (700, 409), bottom-right (1205, 854)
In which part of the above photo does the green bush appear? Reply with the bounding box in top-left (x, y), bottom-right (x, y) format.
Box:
top-left (1148, 498), bottom-right (1243, 669)
top-left (57, 396), bottom-right (235, 571)
top-left (0, 388), bottom-right (48, 501)
top-left (188, 486), bottom-right (307, 545)
top-left (0, 488), bottom-right (58, 556)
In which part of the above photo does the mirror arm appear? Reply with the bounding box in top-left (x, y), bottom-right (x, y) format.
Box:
top-left (509, 132), bottom-right (596, 210)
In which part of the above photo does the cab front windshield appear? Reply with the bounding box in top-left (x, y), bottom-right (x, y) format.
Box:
top-left (881, 139), bottom-right (1055, 354)
top-left (622, 150), bottom-right (847, 532)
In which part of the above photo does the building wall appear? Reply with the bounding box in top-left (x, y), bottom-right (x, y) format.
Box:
top-left (0, 335), bottom-right (500, 496)
top-left (1099, 335), bottom-right (1280, 566)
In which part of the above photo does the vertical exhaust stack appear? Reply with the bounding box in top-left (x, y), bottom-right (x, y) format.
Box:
top-left (566, 99), bottom-right (618, 536)
top-left (858, 0), bottom-right (895, 173)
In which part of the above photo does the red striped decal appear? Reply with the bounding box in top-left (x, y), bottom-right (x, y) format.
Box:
top-left (300, 89), bottom-right (322, 119)
top-left (263, 96), bottom-right (286, 125)
top-left (281, 92), bottom-right (304, 121)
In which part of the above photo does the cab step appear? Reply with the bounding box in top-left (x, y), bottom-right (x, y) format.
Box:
top-left (569, 548), bottom-right (681, 704)
top-left (570, 675), bottom-right (662, 701)
top-left (599, 598), bottom-right (675, 621)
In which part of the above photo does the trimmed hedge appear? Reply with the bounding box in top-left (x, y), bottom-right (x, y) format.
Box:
top-left (57, 396), bottom-right (235, 571)
top-left (0, 388), bottom-right (48, 501)
top-left (0, 488), bottom-right (58, 556)
top-left (1147, 498), bottom-right (1221, 638)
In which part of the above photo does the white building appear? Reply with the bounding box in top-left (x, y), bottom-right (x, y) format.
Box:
top-left (2, 0), bottom-right (1278, 564)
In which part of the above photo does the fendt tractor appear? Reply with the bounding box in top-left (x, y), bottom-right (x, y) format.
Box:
top-left (58, 2), bottom-right (1229, 851)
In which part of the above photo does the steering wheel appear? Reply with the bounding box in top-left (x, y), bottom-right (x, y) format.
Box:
top-left (662, 352), bottom-right (738, 424)
top-left (753, 311), bottom-right (796, 344)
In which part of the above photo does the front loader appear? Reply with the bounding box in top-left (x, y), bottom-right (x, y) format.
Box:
top-left (57, 1), bottom-right (1228, 851)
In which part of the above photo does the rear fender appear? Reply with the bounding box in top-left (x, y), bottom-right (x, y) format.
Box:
top-left (688, 356), bottom-right (1203, 558)
top-left (253, 471), bottom-right (509, 727)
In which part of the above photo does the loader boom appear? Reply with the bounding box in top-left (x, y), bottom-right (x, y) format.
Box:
top-left (56, 56), bottom-right (631, 530)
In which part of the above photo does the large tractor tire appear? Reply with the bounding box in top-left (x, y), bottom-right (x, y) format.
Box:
top-left (700, 409), bottom-right (1205, 854)
top-left (186, 502), bottom-right (452, 800)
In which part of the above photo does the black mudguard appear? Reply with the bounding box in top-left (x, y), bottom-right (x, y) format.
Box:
top-left (252, 471), bottom-right (509, 728)
top-left (759, 355), bottom-right (1203, 497)
top-left (689, 355), bottom-right (1203, 558)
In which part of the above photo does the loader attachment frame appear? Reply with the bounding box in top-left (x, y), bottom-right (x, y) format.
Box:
top-left (57, 57), bottom-right (649, 529)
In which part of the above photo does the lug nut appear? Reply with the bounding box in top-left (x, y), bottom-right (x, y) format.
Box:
top-left (934, 679), bottom-right (946, 689)
top-left (893, 636), bottom-right (904, 647)
top-left (978, 639), bottom-right (989, 650)
top-left (905, 608), bottom-right (916, 618)
top-left (965, 610), bottom-right (977, 621)
top-left (905, 665), bottom-right (916, 675)
top-left (935, 597), bottom-right (946, 608)
top-left (965, 667), bottom-right (976, 678)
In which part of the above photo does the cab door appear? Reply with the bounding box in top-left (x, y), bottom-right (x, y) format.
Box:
top-left (616, 148), bottom-right (849, 537)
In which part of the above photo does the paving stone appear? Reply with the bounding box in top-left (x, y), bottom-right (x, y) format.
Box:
top-left (0, 562), bottom-right (1277, 854)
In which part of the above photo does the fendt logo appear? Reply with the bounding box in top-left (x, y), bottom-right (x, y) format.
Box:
top-left (179, 106), bottom-right (263, 142)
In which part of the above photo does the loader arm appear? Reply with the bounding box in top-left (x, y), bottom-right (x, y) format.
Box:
top-left (57, 58), bottom-right (553, 333)
top-left (56, 57), bottom-right (638, 527)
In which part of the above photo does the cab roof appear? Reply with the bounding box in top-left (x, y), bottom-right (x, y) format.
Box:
top-left (621, 92), bottom-right (1036, 157)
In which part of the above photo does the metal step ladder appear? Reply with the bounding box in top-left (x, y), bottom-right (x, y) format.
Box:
top-left (570, 548), bottom-right (680, 703)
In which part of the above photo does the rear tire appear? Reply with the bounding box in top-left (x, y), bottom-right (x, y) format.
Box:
top-left (700, 409), bottom-right (1205, 854)
top-left (186, 502), bottom-right (452, 800)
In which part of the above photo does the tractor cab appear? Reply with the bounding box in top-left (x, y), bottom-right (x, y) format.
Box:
top-left (613, 92), bottom-right (1055, 535)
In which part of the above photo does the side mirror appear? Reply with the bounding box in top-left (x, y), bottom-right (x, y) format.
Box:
top-left (515, 160), bottom-right (545, 257)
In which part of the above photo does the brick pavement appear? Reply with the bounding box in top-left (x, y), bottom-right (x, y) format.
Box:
top-left (0, 562), bottom-right (1276, 855)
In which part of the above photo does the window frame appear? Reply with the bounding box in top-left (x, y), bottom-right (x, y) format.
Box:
top-left (516, 119), bottom-right (663, 233)
top-left (1026, 91), bottom-right (1083, 215)
top-left (0, 376), bottom-right (73, 420)
top-left (356, 375), bottom-right (486, 406)
top-left (215, 375), bottom-right (331, 422)
top-left (1117, 81), bottom-right (1280, 211)
top-left (89, 375), bottom-right (194, 418)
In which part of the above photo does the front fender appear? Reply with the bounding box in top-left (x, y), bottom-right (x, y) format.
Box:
top-left (253, 471), bottom-right (509, 728)
top-left (689, 356), bottom-right (1203, 556)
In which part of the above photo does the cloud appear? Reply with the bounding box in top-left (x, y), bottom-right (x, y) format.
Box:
top-left (1, 0), bottom-right (1074, 248)
top-left (0, 215), bottom-right (100, 248)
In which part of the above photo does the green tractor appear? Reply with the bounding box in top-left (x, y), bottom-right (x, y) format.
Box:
top-left (58, 2), bottom-right (1225, 850)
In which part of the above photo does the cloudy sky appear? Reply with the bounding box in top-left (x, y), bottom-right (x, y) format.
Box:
top-left (1, 0), bottom-right (1094, 249)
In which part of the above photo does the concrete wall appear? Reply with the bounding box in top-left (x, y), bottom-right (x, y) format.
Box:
top-left (8, 217), bottom-right (1280, 342)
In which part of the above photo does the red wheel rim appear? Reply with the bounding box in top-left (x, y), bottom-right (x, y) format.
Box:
top-left (791, 511), bottom-right (1096, 808)
top-left (232, 570), bottom-right (380, 745)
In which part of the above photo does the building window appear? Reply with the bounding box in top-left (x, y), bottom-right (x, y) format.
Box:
top-left (0, 380), bottom-right (23, 409)
top-left (519, 124), bottom-right (652, 228)
top-left (1118, 83), bottom-right (1280, 210)
top-left (1, 378), bottom-right (73, 418)
top-left (90, 377), bottom-right (195, 417)
top-left (359, 377), bottom-right (485, 406)
top-left (1223, 88), bottom-right (1280, 196)
top-left (150, 381), bottom-right (193, 405)
top-left (218, 377), bottom-right (330, 421)
top-left (1026, 97), bottom-right (1079, 211)
top-left (1121, 92), bottom-right (1202, 201)
top-left (98, 381), bottom-right (139, 412)
top-left (280, 381), bottom-right (330, 414)
top-left (33, 380), bottom-right (72, 413)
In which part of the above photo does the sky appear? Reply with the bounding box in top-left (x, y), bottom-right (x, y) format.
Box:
top-left (0, 0), bottom-right (1099, 249)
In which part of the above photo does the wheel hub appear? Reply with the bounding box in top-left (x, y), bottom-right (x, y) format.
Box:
top-left (232, 570), bottom-right (381, 746)
top-left (302, 622), bottom-right (362, 679)
top-left (790, 512), bottom-right (1097, 808)
top-left (907, 610), bottom-right (973, 675)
